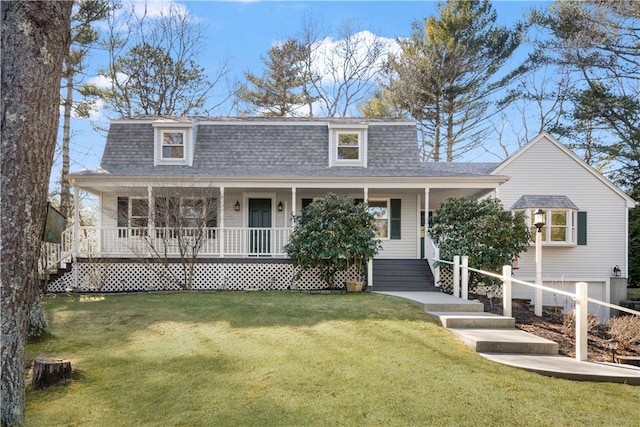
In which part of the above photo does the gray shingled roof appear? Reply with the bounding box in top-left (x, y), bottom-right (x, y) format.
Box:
top-left (511, 195), bottom-right (579, 210)
top-left (77, 117), bottom-right (501, 179)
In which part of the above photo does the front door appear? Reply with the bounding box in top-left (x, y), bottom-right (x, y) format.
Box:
top-left (249, 198), bottom-right (271, 255)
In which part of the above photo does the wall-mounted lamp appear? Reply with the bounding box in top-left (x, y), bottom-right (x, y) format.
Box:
top-left (612, 265), bottom-right (621, 277)
top-left (533, 208), bottom-right (546, 232)
top-left (277, 201), bottom-right (283, 212)
top-left (234, 200), bottom-right (240, 211)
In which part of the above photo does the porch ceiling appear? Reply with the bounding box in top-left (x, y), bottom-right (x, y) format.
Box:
top-left (70, 174), bottom-right (507, 197)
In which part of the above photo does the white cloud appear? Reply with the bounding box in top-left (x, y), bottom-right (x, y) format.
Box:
top-left (87, 73), bottom-right (128, 90)
top-left (126, 0), bottom-right (190, 20)
top-left (310, 30), bottom-right (399, 86)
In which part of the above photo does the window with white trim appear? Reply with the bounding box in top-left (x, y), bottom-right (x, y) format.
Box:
top-left (368, 199), bottom-right (389, 239)
top-left (161, 130), bottom-right (186, 160)
top-left (154, 123), bottom-right (194, 166)
top-left (114, 197), bottom-right (148, 237)
top-left (182, 198), bottom-right (205, 228)
top-left (337, 132), bottom-right (360, 161)
top-left (528, 208), bottom-right (577, 245)
top-left (329, 125), bottom-right (367, 167)
top-left (130, 198), bottom-right (149, 229)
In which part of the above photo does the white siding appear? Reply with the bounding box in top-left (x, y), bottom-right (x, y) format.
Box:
top-left (371, 192), bottom-right (417, 259)
top-left (295, 191), bottom-right (419, 259)
top-left (498, 136), bottom-right (628, 284)
top-left (101, 194), bottom-right (117, 228)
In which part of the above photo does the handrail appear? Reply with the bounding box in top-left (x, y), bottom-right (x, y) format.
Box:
top-left (586, 297), bottom-right (640, 317)
top-left (436, 255), bottom-right (639, 362)
top-left (40, 226), bottom-right (74, 273)
top-left (438, 256), bottom-right (640, 316)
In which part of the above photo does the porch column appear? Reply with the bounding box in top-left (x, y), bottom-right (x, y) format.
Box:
top-left (416, 193), bottom-right (421, 258)
top-left (364, 187), bottom-right (371, 288)
top-left (147, 186), bottom-right (154, 236)
top-left (72, 181), bottom-right (80, 289)
top-left (219, 186), bottom-right (225, 257)
top-left (424, 187), bottom-right (429, 260)
top-left (291, 187), bottom-right (297, 227)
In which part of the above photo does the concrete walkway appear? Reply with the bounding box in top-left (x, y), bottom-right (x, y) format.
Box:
top-left (375, 291), bottom-right (640, 385)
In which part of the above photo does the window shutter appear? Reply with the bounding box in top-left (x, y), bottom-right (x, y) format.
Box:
top-left (577, 211), bottom-right (587, 245)
top-left (301, 198), bottom-right (313, 222)
top-left (390, 199), bottom-right (401, 240)
top-left (301, 198), bottom-right (313, 212)
top-left (117, 197), bottom-right (128, 227)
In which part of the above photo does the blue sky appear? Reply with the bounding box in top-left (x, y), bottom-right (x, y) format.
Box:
top-left (63, 0), bottom-right (547, 180)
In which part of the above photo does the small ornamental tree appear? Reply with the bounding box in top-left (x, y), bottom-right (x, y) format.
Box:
top-left (429, 196), bottom-right (531, 288)
top-left (285, 193), bottom-right (381, 289)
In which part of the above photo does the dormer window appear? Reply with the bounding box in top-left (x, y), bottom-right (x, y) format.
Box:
top-left (337, 132), bottom-right (360, 161)
top-left (153, 121), bottom-right (197, 166)
top-left (329, 124), bottom-right (367, 167)
top-left (162, 130), bottom-right (185, 160)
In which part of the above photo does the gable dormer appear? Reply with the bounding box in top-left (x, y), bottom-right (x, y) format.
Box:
top-left (328, 123), bottom-right (368, 167)
top-left (153, 120), bottom-right (198, 166)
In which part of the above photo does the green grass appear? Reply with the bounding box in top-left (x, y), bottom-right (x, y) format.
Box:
top-left (27, 292), bottom-right (639, 426)
top-left (628, 287), bottom-right (640, 300)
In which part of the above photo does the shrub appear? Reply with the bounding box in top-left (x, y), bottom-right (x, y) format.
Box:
top-left (562, 310), bottom-right (599, 338)
top-left (608, 315), bottom-right (640, 351)
top-left (284, 193), bottom-right (381, 289)
top-left (429, 196), bottom-right (531, 289)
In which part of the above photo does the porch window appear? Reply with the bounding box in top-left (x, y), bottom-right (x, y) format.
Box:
top-left (368, 200), bottom-right (389, 239)
top-left (129, 198), bottom-right (148, 236)
top-left (154, 196), bottom-right (217, 238)
top-left (182, 198), bottom-right (205, 228)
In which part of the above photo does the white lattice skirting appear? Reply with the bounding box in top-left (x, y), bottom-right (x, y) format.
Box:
top-left (47, 259), bottom-right (354, 293)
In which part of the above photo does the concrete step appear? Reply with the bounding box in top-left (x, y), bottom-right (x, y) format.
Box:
top-left (480, 354), bottom-right (640, 384)
top-left (423, 300), bottom-right (485, 313)
top-left (427, 311), bottom-right (516, 329)
top-left (449, 328), bottom-right (559, 355)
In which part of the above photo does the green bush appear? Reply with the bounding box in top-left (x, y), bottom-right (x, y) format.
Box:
top-left (429, 196), bottom-right (531, 288)
top-left (284, 193), bottom-right (381, 289)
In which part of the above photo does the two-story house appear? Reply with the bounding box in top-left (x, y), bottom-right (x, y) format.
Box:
top-left (47, 117), bottom-right (634, 318)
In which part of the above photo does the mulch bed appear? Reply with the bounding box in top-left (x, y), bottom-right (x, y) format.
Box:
top-left (470, 293), bottom-right (639, 362)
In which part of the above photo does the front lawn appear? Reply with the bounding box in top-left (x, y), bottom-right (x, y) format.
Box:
top-left (27, 292), bottom-right (638, 426)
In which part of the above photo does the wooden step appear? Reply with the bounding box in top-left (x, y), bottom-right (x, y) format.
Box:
top-left (372, 259), bottom-right (435, 292)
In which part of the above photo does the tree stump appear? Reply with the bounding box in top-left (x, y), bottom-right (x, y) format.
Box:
top-left (31, 358), bottom-right (72, 389)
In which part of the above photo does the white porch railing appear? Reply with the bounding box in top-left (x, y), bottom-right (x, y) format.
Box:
top-left (40, 227), bottom-right (74, 274)
top-left (435, 255), bottom-right (640, 361)
top-left (424, 234), bottom-right (440, 287)
top-left (73, 226), bottom-right (293, 258)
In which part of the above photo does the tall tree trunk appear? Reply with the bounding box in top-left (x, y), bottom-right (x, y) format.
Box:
top-left (1, 2), bottom-right (72, 426)
top-left (60, 66), bottom-right (74, 227)
top-left (446, 109), bottom-right (454, 162)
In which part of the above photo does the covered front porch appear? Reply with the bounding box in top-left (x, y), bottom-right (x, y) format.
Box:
top-left (41, 174), bottom-right (505, 292)
top-left (67, 175), bottom-right (504, 260)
